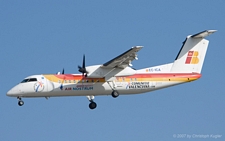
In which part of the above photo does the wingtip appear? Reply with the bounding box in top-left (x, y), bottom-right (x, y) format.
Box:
top-left (132, 46), bottom-right (144, 49)
top-left (207, 30), bottom-right (217, 33)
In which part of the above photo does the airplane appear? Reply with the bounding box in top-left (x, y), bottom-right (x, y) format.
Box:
top-left (7, 30), bottom-right (216, 109)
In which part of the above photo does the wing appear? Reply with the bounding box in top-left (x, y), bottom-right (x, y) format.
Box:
top-left (102, 46), bottom-right (143, 68)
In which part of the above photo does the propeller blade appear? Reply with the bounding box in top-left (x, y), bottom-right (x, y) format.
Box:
top-left (78, 54), bottom-right (88, 76)
top-left (62, 68), bottom-right (64, 74)
top-left (83, 54), bottom-right (85, 69)
top-left (78, 65), bottom-right (83, 73)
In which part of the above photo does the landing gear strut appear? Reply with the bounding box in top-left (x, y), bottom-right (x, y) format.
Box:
top-left (107, 81), bottom-right (120, 98)
top-left (17, 97), bottom-right (24, 106)
top-left (87, 95), bottom-right (97, 110)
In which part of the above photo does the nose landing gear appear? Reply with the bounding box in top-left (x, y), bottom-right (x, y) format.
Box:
top-left (17, 97), bottom-right (24, 106)
top-left (87, 95), bottom-right (97, 109)
top-left (89, 101), bottom-right (97, 109)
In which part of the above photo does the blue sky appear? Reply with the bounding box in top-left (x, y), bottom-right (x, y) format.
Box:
top-left (1, 1), bottom-right (224, 140)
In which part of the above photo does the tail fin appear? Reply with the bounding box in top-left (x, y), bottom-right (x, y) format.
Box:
top-left (170, 30), bottom-right (216, 73)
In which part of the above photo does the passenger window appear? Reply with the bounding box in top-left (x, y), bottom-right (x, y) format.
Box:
top-left (58, 80), bottom-right (61, 83)
top-left (74, 80), bottom-right (76, 83)
top-left (69, 80), bottom-right (71, 83)
top-left (86, 80), bottom-right (88, 83)
top-left (64, 80), bottom-right (67, 83)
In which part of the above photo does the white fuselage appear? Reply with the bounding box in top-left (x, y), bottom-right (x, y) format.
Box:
top-left (7, 72), bottom-right (200, 98)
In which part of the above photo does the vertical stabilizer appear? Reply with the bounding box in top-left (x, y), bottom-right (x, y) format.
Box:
top-left (170, 30), bottom-right (216, 73)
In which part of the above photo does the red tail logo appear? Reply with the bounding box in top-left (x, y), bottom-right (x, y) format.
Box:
top-left (185, 51), bottom-right (199, 64)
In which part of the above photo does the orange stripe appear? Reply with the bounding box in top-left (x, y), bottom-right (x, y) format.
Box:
top-left (44, 73), bottom-right (201, 83)
top-left (125, 73), bottom-right (201, 78)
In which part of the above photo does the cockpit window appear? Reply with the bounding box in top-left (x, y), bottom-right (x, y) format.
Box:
top-left (21, 79), bottom-right (29, 83)
top-left (29, 78), bottom-right (37, 82)
top-left (21, 78), bottom-right (37, 83)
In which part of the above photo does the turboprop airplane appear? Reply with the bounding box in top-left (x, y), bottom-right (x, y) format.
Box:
top-left (7, 30), bottom-right (216, 109)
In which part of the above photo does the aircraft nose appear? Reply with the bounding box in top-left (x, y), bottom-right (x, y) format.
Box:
top-left (6, 86), bottom-right (20, 97)
top-left (7, 89), bottom-right (13, 96)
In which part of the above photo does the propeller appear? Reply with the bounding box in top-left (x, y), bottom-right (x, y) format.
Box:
top-left (62, 68), bottom-right (64, 74)
top-left (78, 54), bottom-right (88, 76)
top-left (56, 68), bottom-right (65, 75)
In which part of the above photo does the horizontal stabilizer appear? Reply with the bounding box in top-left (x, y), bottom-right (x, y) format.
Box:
top-left (191, 30), bottom-right (217, 38)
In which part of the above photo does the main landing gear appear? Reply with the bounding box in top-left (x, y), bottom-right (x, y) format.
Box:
top-left (87, 95), bottom-right (97, 110)
top-left (17, 97), bottom-right (24, 106)
top-left (111, 90), bottom-right (119, 98)
top-left (107, 81), bottom-right (120, 98)
top-left (86, 90), bottom-right (120, 110)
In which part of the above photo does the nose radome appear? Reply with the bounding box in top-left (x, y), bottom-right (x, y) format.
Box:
top-left (6, 86), bottom-right (19, 96)
top-left (6, 90), bottom-right (12, 96)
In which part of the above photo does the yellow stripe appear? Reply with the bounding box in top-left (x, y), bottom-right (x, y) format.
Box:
top-left (44, 75), bottom-right (199, 83)
top-left (44, 75), bottom-right (105, 83)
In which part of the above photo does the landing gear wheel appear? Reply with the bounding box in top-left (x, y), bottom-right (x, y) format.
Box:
top-left (89, 102), bottom-right (97, 109)
top-left (18, 100), bottom-right (24, 106)
top-left (111, 90), bottom-right (119, 98)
